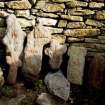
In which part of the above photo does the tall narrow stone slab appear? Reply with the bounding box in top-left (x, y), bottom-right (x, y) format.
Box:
top-left (3, 14), bottom-right (26, 84)
top-left (67, 46), bottom-right (87, 85)
top-left (23, 24), bottom-right (51, 78)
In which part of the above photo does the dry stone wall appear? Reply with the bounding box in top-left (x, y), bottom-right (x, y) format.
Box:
top-left (0, 0), bottom-right (104, 58)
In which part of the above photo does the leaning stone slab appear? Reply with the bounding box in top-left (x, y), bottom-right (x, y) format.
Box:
top-left (44, 71), bottom-right (70, 101)
top-left (45, 39), bottom-right (67, 70)
top-left (67, 46), bottom-right (87, 85)
top-left (3, 14), bottom-right (26, 84)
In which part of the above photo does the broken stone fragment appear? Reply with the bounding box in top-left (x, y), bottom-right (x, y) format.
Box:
top-left (3, 14), bottom-right (26, 85)
top-left (88, 54), bottom-right (105, 89)
top-left (44, 71), bottom-right (70, 101)
top-left (45, 39), bottom-right (67, 70)
top-left (67, 46), bottom-right (87, 85)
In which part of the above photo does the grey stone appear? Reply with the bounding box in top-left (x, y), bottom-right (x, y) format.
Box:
top-left (23, 24), bottom-right (51, 77)
top-left (68, 8), bottom-right (95, 16)
top-left (35, 1), bottom-right (65, 13)
top-left (58, 20), bottom-right (67, 28)
top-left (0, 2), bottom-right (4, 8)
top-left (17, 18), bottom-right (35, 27)
top-left (67, 46), bottom-right (87, 85)
top-left (85, 19), bottom-right (105, 27)
top-left (66, 1), bottom-right (88, 8)
top-left (36, 93), bottom-right (66, 105)
top-left (61, 15), bottom-right (83, 21)
top-left (89, 2), bottom-right (104, 8)
top-left (3, 14), bottom-right (26, 84)
top-left (15, 10), bottom-right (30, 18)
top-left (64, 29), bottom-right (100, 37)
top-left (44, 71), bottom-right (70, 101)
top-left (5, 0), bottom-right (31, 9)
top-left (37, 17), bottom-right (57, 26)
top-left (67, 22), bottom-right (86, 28)
top-left (0, 67), bottom-right (4, 87)
top-left (95, 10), bottom-right (105, 20)
top-left (45, 40), bottom-right (67, 70)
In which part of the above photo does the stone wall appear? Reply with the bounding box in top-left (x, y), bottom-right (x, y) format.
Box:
top-left (0, 0), bottom-right (105, 58)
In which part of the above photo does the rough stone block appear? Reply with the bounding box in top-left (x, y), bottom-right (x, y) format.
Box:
top-left (67, 46), bottom-right (87, 85)
top-left (64, 29), bottom-right (100, 37)
top-left (67, 22), bottom-right (86, 28)
top-left (5, 0), bottom-right (31, 9)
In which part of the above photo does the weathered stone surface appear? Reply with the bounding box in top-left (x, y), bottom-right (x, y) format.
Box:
top-left (15, 10), bottom-right (30, 18)
top-left (64, 29), bottom-right (100, 37)
top-left (0, 2), bottom-right (4, 8)
top-left (89, 2), bottom-right (104, 8)
top-left (52, 35), bottom-right (66, 44)
top-left (85, 19), bottom-right (105, 27)
top-left (3, 14), bottom-right (26, 84)
top-left (96, 11), bottom-right (105, 20)
top-left (58, 20), bottom-right (67, 28)
top-left (91, 0), bottom-right (104, 2)
top-left (17, 18), bottom-right (35, 27)
top-left (0, 95), bottom-right (26, 105)
top-left (0, 28), bottom-right (6, 38)
top-left (0, 11), bottom-right (9, 17)
top-left (44, 71), bottom-right (70, 100)
top-left (66, 1), bottom-right (88, 8)
top-left (0, 18), bottom-right (5, 26)
top-left (7, 9), bottom-right (14, 14)
top-left (5, 0), bottom-right (31, 9)
top-left (61, 15), bottom-right (83, 21)
top-left (32, 11), bottom-right (59, 18)
top-left (51, 0), bottom-right (75, 2)
top-left (68, 8), bottom-right (95, 16)
top-left (37, 17), bottom-right (57, 26)
top-left (35, 1), bottom-right (65, 13)
top-left (45, 40), bottom-right (67, 70)
top-left (67, 37), bottom-right (84, 43)
top-left (23, 24), bottom-right (51, 77)
top-left (36, 93), bottom-right (66, 105)
top-left (98, 36), bottom-right (105, 40)
top-left (48, 27), bottom-right (63, 34)
top-left (88, 54), bottom-right (105, 89)
top-left (71, 43), bottom-right (105, 51)
top-left (0, 67), bottom-right (4, 87)
top-left (85, 38), bottom-right (98, 43)
top-left (67, 46), bottom-right (87, 85)
top-left (29, 0), bottom-right (36, 5)
top-left (67, 22), bottom-right (86, 28)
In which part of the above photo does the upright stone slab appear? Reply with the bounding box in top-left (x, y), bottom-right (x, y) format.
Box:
top-left (3, 14), bottom-right (26, 85)
top-left (45, 39), bottom-right (67, 70)
top-left (67, 46), bottom-right (87, 85)
top-left (88, 54), bottom-right (105, 89)
top-left (23, 24), bottom-right (51, 78)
